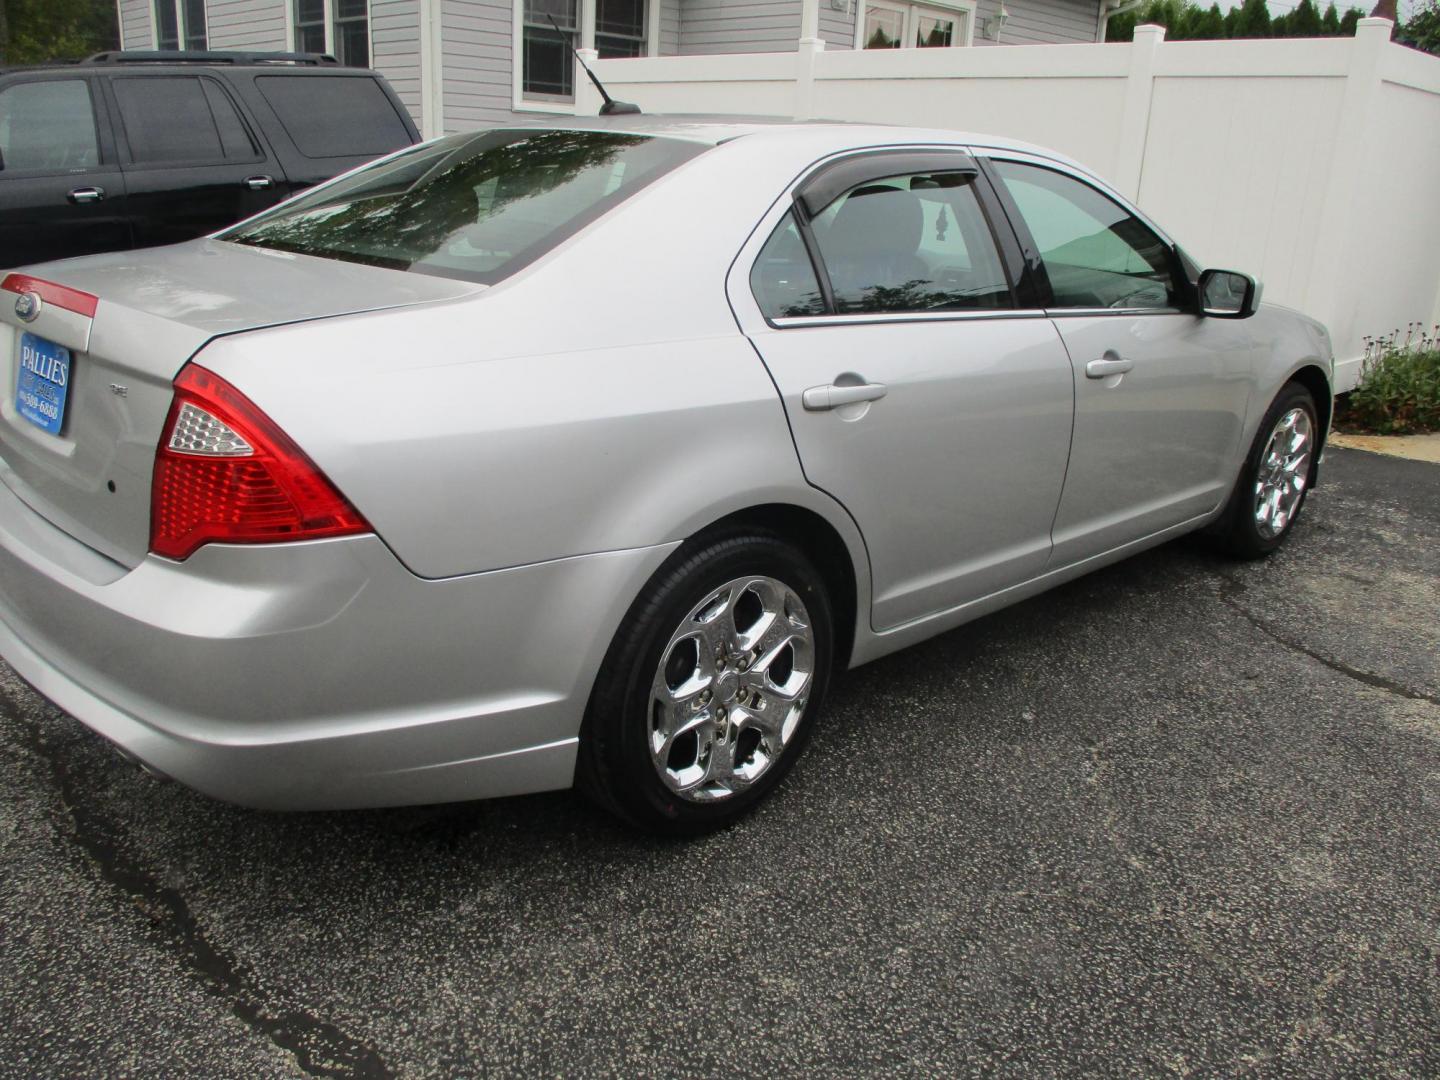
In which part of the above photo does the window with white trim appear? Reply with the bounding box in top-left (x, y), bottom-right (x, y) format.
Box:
top-left (154, 0), bottom-right (207, 50)
top-left (859, 0), bottom-right (974, 49)
top-left (519, 0), bottom-right (649, 103)
top-left (293, 0), bottom-right (370, 67)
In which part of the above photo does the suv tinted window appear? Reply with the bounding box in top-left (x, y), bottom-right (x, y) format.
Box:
top-left (810, 171), bottom-right (1011, 314)
top-left (113, 76), bottom-right (255, 164)
top-left (256, 75), bottom-right (411, 158)
top-left (222, 129), bottom-right (705, 284)
top-left (992, 160), bottom-right (1179, 310)
top-left (0, 80), bottom-right (100, 172)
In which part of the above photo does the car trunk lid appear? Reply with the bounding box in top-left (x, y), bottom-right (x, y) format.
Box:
top-left (0, 240), bottom-right (480, 569)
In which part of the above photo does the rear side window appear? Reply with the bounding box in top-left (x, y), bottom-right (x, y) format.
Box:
top-left (0, 80), bottom-right (100, 172)
top-left (751, 212), bottom-right (826, 320)
top-left (255, 75), bottom-right (411, 158)
top-left (810, 171), bottom-right (1011, 314)
top-left (112, 76), bottom-right (257, 164)
top-left (221, 129), bottom-right (705, 284)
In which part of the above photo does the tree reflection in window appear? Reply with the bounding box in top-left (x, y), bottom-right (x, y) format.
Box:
top-left (222, 130), bottom-right (702, 284)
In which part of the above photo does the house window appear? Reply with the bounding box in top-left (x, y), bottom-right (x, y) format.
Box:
top-left (523, 0), bottom-right (579, 99)
top-left (155, 0), bottom-right (207, 50)
top-left (597, 0), bottom-right (646, 58)
top-left (861, 0), bottom-right (974, 49)
top-left (295, 0), bottom-right (327, 52)
top-left (333, 0), bottom-right (370, 67)
top-left (520, 0), bottom-right (649, 102)
top-left (293, 1), bottom-right (370, 67)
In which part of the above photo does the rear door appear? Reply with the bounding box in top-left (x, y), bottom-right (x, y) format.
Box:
top-left (734, 149), bottom-right (1076, 631)
top-left (0, 75), bottom-right (129, 267)
top-left (983, 154), bottom-right (1254, 566)
top-left (103, 73), bottom-right (282, 247)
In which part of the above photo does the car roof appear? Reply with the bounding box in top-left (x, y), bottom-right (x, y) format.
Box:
top-left (497, 113), bottom-right (1082, 173)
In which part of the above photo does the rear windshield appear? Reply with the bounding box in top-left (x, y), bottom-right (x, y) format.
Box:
top-left (220, 129), bottom-right (705, 284)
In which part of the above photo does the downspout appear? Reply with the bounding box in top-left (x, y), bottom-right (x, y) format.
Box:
top-left (1100, 0), bottom-right (1145, 42)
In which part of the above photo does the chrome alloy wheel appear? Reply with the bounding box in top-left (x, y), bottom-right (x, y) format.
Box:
top-left (648, 576), bottom-right (815, 802)
top-left (1253, 406), bottom-right (1314, 540)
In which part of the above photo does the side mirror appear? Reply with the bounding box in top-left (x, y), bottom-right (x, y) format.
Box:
top-left (1198, 268), bottom-right (1261, 319)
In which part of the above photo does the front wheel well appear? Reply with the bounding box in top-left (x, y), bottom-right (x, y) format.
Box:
top-left (1288, 364), bottom-right (1333, 459)
top-left (693, 504), bottom-right (860, 671)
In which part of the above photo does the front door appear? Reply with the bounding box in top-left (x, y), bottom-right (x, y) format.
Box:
top-left (986, 156), bottom-right (1254, 565)
top-left (737, 152), bottom-right (1075, 630)
top-left (0, 76), bottom-right (130, 266)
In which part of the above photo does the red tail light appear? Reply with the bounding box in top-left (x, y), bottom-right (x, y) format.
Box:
top-left (151, 365), bottom-right (370, 560)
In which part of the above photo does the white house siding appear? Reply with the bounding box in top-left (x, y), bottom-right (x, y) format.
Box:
top-left (206, 0), bottom-right (288, 49)
top-left (440, 0), bottom-right (513, 130)
top-left (371, 0), bottom-right (425, 130)
top-left (119, 0), bottom-right (154, 49)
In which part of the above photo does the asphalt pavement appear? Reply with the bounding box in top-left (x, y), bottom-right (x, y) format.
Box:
top-left (2, 446), bottom-right (1437, 1078)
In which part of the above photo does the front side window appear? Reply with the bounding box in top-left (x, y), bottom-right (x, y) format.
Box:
top-left (863, 1), bottom-right (972, 49)
top-left (221, 129), bottom-right (704, 283)
top-left (808, 170), bottom-right (1011, 314)
top-left (0, 80), bottom-right (100, 173)
top-left (992, 160), bottom-right (1181, 311)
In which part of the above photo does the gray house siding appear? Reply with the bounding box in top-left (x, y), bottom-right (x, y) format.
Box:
top-left (661, 0), bottom-right (682, 54)
top-left (206, 0), bottom-right (287, 49)
top-left (372, 0), bottom-right (425, 130)
top-left (119, 1), bottom-right (153, 49)
top-left (982, 0), bottom-right (1101, 44)
top-left (678, 0), bottom-right (801, 54)
top-left (441, 0), bottom-right (513, 131)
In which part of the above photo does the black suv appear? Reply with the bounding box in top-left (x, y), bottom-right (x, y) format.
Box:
top-left (0, 50), bottom-right (420, 268)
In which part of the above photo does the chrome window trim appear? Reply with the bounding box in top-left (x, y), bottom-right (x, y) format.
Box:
top-left (771, 308), bottom-right (1050, 329)
top-left (1046, 307), bottom-right (1188, 318)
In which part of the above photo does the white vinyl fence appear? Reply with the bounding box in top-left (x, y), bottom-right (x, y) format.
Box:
top-left (577, 19), bottom-right (1440, 392)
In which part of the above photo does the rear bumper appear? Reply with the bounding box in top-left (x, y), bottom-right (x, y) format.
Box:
top-left (0, 473), bottom-right (675, 809)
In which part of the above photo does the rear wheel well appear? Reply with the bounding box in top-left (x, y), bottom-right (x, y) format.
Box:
top-left (694, 504), bottom-right (859, 671)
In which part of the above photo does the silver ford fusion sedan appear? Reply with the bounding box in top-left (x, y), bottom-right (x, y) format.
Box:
top-left (0, 117), bottom-right (1331, 832)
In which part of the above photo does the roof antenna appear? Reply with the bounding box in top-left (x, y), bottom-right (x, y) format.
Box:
top-left (546, 14), bottom-right (641, 116)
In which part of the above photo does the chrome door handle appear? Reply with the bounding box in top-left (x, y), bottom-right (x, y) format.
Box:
top-left (67, 187), bottom-right (106, 204)
top-left (802, 382), bottom-right (888, 411)
top-left (1085, 356), bottom-right (1134, 378)
top-left (243, 175), bottom-right (275, 191)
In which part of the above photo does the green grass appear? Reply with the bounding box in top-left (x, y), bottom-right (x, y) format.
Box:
top-left (1337, 325), bottom-right (1440, 435)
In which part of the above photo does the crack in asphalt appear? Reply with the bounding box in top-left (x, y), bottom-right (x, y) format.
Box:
top-left (1216, 576), bottom-right (1440, 709)
top-left (0, 679), bottom-right (393, 1080)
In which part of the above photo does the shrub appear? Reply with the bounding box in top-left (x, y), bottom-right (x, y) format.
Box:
top-left (1338, 325), bottom-right (1440, 435)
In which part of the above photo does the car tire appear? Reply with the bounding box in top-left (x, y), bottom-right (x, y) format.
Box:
top-left (577, 530), bottom-right (834, 834)
top-left (1214, 381), bottom-right (1320, 559)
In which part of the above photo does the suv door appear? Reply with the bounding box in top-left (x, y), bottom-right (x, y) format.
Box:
top-left (103, 73), bottom-right (282, 247)
top-left (734, 150), bottom-right (1076, 631)
top-left (984, 155), bottom-right (1254, 566)
top-left (0, 75), bottom-right (129, 267)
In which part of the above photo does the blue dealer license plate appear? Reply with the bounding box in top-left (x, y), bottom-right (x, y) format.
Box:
top-left (16, 333), bottom-right (71, 436)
